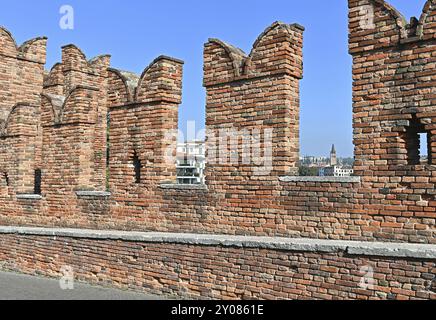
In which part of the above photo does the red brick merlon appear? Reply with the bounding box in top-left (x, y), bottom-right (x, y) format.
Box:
top-left (41, 86), bottom-right (99, 126)
top-left (0, 103), bottom-right (39, 138)
top-left (204, 21), bottom-right (304, 87)
top-left (108, 55), bottom-right (184, 108)
top-left (348, 0), bottom-right (436, 54)
top-left (0, 26), bottom-right (47, 64)
top-left (107, 68), bottom-right (139, 105)
top-left (43, 63), bottom-right (64, 96)
top-left (60, 44), bottom-right (111, 74)
top-left (0, 26), bottom-right (46, 124)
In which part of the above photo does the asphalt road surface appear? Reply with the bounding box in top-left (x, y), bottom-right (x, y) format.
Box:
top-left (0, 271), bottom-right (163, 300)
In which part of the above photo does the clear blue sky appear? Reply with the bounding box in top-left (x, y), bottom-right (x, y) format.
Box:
top-left (0, 0), bottom-right (428, 157)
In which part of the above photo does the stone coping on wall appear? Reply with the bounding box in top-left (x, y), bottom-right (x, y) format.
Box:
top-left (15, 194), bottom-right (43, 200)
top-left (159, 184), bottom-right (208, 191)
top-left (75, 191), bottom-right (111, 198)
top-left (0, 226), bottom-right (434, 260)
top-left (279, 176), bottom-right (361, 183)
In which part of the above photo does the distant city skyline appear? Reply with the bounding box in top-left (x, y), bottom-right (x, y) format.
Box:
top-left (300, 147), bottom-right (353, 159)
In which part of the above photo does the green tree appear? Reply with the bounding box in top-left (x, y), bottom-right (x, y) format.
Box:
top-left (299, 166), bottom-right (319, 176)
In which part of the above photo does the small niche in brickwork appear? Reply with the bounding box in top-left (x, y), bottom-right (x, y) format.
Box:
top-left (34, 169), bottom-right (42, 195)
top-left (402, 117), bottom-right (432, 165)
top-left (0, 173), bottom-right (9, 196)
top-left (133, 150), bottom-right (141, 184)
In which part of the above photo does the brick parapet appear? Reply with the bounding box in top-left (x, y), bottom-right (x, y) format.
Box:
top-left (348, 0), bottom-right (435, 55)
top-left (203, 22), bottom-right (304, 87)
top-left (0, 8), bottom-right (434, 301)
top-left (0, 229), bottom-right (434, 300)
top-left (204, 22), bottom-right (303, 180)
top-left (348, 0), bottom-right (436, 224)
top-left (0, 226), bottom-right (434, 259)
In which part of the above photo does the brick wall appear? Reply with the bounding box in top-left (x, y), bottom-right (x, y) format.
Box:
top-left (109, 56), bottom-right (184, 193)
top-left (0, 0), bottom-right (435, 300)
top-left (0, 230), bottom-right (434, 300)
top-left (349, 0), bottom-right (436, 220)
top-left (0, 14), bottom-right (434, 243)
top-left (0, 27), bottom-right (46, 115)
top-left (43, 45), bottom-right (111, 192)
top-left (0, 27), bottom-right (46, 196)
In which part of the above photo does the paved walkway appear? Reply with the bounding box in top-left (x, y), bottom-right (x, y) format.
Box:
top-left (0, 271), bottom-right (163, 300)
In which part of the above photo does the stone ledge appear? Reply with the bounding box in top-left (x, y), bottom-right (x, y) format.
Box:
top-left (159, 184), bottom-right (208, 191)
top-left (279, 176), bottom-right (361, 183)
top-left (16, 194), bottom-right (42, 200)
top-left (76, 191), bottom-right (111, 198)
top-left (0, 226), bottom-right (434, 260)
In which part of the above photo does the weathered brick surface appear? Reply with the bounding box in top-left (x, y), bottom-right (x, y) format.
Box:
top-left (347, 0), bottom-right (436, 240)
top-left (0, 233), bottom-right (434, 300)
top-left (109, 56), bottom-right (183, 192)
top-left (0, 1), bottom-right (435, 300)
top-left (0, 27), bottom-right (46, 114)
top-left (0, 27), bottom-right (46, 196)
top-left (1, 17), bottom-right (433, 243)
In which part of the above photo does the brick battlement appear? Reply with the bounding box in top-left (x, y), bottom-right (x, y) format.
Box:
top-left (0, 13), bottom-right (434, 242)
top-left (108, 55), bottom-right (184, 107)
top-left (348, 0), bottom-right (435, 53)
top-left (0, 2), bottom-right (435, 300)
top-left (0, 27), bottom-right (47, 63)
top-left (204, 22), bottom-right (304, 86)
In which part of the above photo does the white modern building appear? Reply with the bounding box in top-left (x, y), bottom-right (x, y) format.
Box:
top-left (319, 165), bottom-right (354, 177)
top-left (176, 141), bottom-right (206, 185)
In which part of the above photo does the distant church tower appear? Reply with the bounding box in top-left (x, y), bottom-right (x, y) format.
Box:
top-left (330, 144), bottom-right (337, 166)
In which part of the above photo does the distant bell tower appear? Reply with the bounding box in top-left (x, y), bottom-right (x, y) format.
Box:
top-left (330, 144), bottom-right (337, 166)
